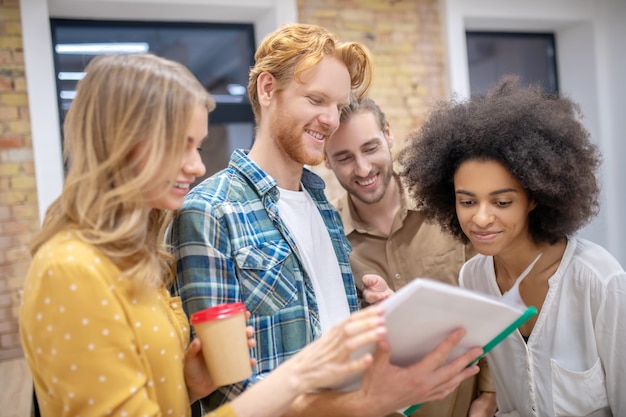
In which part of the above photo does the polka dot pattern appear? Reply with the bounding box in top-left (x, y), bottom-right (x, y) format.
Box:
top-left (18, 232), bottom-right (237, 417)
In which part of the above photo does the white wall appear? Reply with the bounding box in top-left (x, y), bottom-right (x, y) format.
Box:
top-left (20, 0), bottom-right (64, 226)
top-left (443, 0), bottom-right (625, 267)
top-left (19, 0), bottom-right (297, 225)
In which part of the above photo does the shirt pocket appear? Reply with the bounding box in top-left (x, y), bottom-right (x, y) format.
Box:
top-left (551, 357), bottom-right (609, 416)
top-left (234, 240), bottom-right (298, 316)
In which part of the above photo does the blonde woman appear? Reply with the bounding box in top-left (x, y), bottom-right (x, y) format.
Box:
top-left (19, 53), bottom-right (387, 417)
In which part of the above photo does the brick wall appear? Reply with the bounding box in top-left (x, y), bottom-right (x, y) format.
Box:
top-left (0, 0), bottom-right (448, 362)
top-left (297, 0), bottom-right (448, 201)
top-left (0, 0), bottom-right (38, 361)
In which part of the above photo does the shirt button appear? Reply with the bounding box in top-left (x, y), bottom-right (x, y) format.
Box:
top-left (394, 273), bottom-right (401, 280)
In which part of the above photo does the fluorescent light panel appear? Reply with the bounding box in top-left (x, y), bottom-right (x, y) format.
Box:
top-left (55, 42), bottom-right (149, 55)
top-left (212, 94), bottom-right (245, 103)
top-left (58, 72), bottom-right (86, 80)
top-left (226, 84), bottom-right (247, 96)
top-left (60, 91), bottom-right (77, 100)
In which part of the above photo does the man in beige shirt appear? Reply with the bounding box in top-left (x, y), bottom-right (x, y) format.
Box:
top-left (324, 97), bottom-right (497, 417)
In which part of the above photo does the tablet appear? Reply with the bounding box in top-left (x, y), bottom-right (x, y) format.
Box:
top-left (334, 278), bottom-right (536, 390)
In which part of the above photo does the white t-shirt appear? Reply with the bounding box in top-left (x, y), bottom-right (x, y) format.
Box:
top-left (460, 237), bottom-right (626, 417)
top-left (277, 186), bottom-right (350, 332)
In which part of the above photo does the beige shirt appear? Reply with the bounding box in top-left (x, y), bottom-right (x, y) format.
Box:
top-left (332, 181), bottom-right (494, 417)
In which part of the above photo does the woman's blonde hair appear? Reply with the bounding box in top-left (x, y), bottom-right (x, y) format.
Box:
top-left (248, 23), bottom-right (372, 123)
top-left (32, 53), bottom-right (215, 289)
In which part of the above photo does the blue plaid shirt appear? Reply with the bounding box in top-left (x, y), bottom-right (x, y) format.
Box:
top-left (170, 149), bottom-right (359, 410)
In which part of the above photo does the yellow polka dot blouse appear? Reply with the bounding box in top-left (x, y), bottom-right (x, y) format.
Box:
top-left (19, 231), bottom-right (237, 417)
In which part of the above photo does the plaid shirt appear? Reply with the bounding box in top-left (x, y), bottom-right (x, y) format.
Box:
top-left (170, 149), bottom-right (359, 410)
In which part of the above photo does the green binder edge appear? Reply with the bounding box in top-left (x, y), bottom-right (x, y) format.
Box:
top-left (402, 305), bottom-right (538, 416)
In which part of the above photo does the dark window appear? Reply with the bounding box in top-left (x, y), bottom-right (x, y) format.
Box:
top-left (50, 19), bottom-right (256, 182)
top-left (466, 32), bottom-right (558, 96)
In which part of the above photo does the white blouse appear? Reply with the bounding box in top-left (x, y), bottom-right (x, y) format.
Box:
top-left (460, 237), bottom-right (625, 417)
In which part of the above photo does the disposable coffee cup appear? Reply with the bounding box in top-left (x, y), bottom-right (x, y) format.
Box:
top-left (190, 302), bottom-right (252, 386)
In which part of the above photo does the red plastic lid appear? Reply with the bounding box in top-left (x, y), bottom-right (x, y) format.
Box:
top-left (190, 302), bottom-right (246, 324)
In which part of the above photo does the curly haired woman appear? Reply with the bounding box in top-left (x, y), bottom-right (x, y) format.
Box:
top-left (399, 76), bottom-right (625, 417)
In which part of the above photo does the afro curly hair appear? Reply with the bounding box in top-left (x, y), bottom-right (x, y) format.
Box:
top-left (398, 75), bottom-right (601, 245)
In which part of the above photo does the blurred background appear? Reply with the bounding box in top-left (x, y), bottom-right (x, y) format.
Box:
top-left (1, 2), bottom-right (624, 404)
